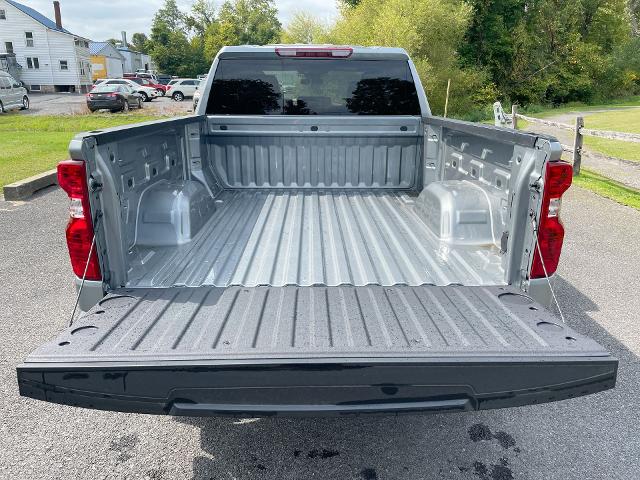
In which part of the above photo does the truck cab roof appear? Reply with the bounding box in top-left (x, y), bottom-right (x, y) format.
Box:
top-left (216, 44), bottom-right (411, 60)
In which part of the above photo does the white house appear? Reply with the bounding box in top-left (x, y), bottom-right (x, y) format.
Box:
top-left (89, 41), bottom-right (125, 81)
top-left (0, 0), bottom-right (92, 92)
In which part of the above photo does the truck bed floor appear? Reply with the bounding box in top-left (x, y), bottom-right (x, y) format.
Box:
top-left (26, 285), bottom-right (607, 363)
top-left (127, 190), bottom-right (505, 288)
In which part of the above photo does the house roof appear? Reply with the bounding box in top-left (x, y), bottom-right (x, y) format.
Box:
top-left (117, 46), bottom-right (144, 55)
top-left (89, 41), bottom-right (124, 59)
top-left (6, 0), bottom-right (79, 36)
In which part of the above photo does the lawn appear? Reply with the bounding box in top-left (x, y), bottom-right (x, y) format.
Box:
top-left (519, 98), bottom-right (640, 162)
top-left (521, 96), bottom-right (640, 118)
top-left (0, 112), bottom-right (170, 188)
top-left (573, 169), bottom-right (640, 211)
top-left (582, 108), bottom-right (640, 162)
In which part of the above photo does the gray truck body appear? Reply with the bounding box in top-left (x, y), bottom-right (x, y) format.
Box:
top-left (17, 46), bottom-right (616, 415)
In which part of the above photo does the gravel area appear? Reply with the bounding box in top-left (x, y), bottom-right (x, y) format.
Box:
top-left (22, 93), bottom-right (193, 116)
top-left (0, 186), bottom-right (638, 480)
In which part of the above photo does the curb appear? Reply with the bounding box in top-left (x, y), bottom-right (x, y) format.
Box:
top-left (3, 168), bottom-right (58, 201)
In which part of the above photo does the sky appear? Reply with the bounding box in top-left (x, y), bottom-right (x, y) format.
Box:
top-left (20, 0), bottom-right (339, 41)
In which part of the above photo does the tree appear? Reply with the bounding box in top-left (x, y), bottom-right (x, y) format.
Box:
top-left (327, 0), bottom-right (493, 117)
top-left (185, 0), bottom-right (217, 38)
top-left (131, 33), bottom-right (150, 53)
top-left (339, 0), bottom-right (362, 7)
top-left (154, 0), bottom-right (184, 31)
top-left (281, 12), bottom-right (329, 44)
top-left (148, 0), bottom-right (202, 76)
top-left (204, 0), bottom-right (281, 59)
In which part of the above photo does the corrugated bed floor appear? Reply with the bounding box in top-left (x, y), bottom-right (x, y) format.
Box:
top-left (127, 190), bottom-right (505, 288)
top-left (28, 286), bottom-right (604, 363)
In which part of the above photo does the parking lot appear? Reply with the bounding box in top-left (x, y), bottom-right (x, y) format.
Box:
top-left (23, 93), bottom-right (193, 116)
top-left (0, 184), bottom-right (638, 480)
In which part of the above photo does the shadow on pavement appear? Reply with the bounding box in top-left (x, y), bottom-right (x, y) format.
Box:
top-left (173, 275), bottom-right (636, 480)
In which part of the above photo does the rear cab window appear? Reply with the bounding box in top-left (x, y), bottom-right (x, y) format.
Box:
top-left (206, 58), bottom-right (421, 115)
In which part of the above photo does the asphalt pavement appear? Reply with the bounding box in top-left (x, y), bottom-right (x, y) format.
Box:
top-left (0, 186), bottom-right (638, 480)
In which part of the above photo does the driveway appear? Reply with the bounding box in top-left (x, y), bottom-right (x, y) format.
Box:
top-left (24, 93), bottom-right (193, 116)
top-left (0, 186), bottom-right (638, 479)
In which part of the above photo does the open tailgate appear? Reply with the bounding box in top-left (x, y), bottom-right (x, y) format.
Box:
top-left (17, 285), bottom-right (617, 415)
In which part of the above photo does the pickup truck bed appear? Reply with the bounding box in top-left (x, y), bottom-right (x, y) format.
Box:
top-left (17, 46), bottom-right (618, 416)
top-left (18, 285), bottom-right (616, 415)
top-left (127, 190), bottom-right (504, 288)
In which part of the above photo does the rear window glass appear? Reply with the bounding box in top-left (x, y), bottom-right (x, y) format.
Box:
top-left (93, 85), bottom-right (119, 93)
top-left (206, 58), bottom-right (420, 116)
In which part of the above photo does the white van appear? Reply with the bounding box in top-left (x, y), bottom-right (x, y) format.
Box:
top-left (0, 71), bottom-right (29, 112)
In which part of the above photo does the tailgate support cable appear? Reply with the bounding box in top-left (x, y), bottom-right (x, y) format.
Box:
top-left (531, 216), bottom-right (566, 323)
top-left (69, 213), bottom-right (101, 327)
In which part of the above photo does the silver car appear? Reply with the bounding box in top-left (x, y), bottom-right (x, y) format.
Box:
top-left (0, 71), bottom-right (29, 113)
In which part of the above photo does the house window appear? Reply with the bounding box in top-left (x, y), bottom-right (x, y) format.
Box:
top-left (0, 9), bottom-right (6, 20)
top-left (60, 60), bottom-right (68, 71)
top-left (25, 32), bottom-right (34, 47)
top-left (26, 57), bottom-right (39, 69)
top-left (31, 84), bottom-right (41, 91)
top-left (4, 42), bottom-right (13, 54)
top-left (78, 61), bottom-right (85, 75)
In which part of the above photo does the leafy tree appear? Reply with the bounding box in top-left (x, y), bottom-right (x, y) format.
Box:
top-left (130, 33), bottom-right (150, 53)
top-left (327, 0), bottom-right (494, 117)
top-left (281, 12), bottom-right (330, 44)
top-left (185, 0), bottom-right (217, 38)
top-left (204, 0), bottom-right (281, 59)
top-left (155, 0), bottom-right (185, 31)
top-left (146, 0), bottom-right (217, 76)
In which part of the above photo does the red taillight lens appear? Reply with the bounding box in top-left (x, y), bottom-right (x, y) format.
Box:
top-left (275, 47), bottom-right (353, 58)
top-left (57, 160), bottom-right (101, 281)
top-left (531, 161), bottom-right (573, 278)
top-left (58, 160), bottom-right (88, 197)
top-left (66, 217), bottom-right (102, 279)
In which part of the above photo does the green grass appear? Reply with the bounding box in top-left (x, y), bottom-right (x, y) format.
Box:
top-left (520, 96), bottom-right (640, 118)
top-left (573, 169), bottom-right (640, 211)
top-left (582, 108), bottom-right (640, 162)
top-left (0, 112), bottom-right (170, 188)
top-left (518, 97), bottom-right (640, 162)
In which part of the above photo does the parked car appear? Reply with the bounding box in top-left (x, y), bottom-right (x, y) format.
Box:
top-left (93, 78), bottom-right (158, 102)
top-left (166, 78), bottom-right (200, 101)
top-left (17, 45), bottom-right (617, 417)
top-left (156, 74), bottom-right (172, 85)
top-left (125, 75), bottom-right (168, 97)
top-left (0, 71), bottom-right (29, 113)
top-left (86, 84), bottom-right (143, 112)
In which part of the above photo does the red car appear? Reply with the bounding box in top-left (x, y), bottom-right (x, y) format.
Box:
top-left (123, 74), bottom-right (168, 96)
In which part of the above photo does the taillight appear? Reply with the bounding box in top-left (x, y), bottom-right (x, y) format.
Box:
top-left (530, 161), bottom-right (573, 278)
top-left (57, 160), bottom-right (101, 280)
top-left (275, 47), bottom-right (353, 58)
